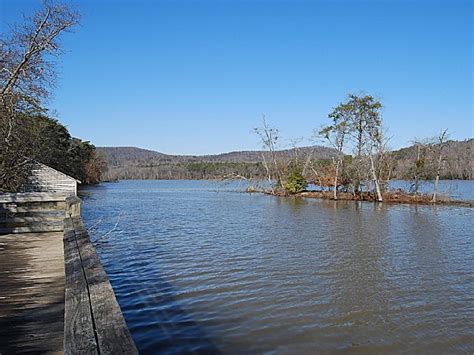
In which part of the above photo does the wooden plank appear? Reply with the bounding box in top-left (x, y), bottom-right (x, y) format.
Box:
top-left (0, 222), bottom-right (64, 229)
top-left (63, 218), bottom-right (99, 355)
top-left (0, 210), bottom-right (65, 218)
top-left (0, 215), bottom-right (64, 223)
top-left (0, 193), bottom-right (67, 203)
top-left (0, 224), bottom-right (64, 234)
top-left (0, 232), bottom-right (65, 353)
top-left (71, 217), bottom-right (138, 354)
top-left (0, 219), bottom-right (64, 228)
top-left (0, 201), bottom-right (68, 212)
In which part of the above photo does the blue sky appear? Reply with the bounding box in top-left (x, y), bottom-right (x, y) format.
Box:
top-left (2, 0), bottom-right (472, 154)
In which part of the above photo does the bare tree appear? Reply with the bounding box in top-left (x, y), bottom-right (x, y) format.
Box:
top-left (430, 129), bottom-right (449, 202)
top-left (365, 122), bottom-right (389, 202)
top-left (366, 140), bottom-right (384, 202)
top-left (254, 114), bottom-right (283, 192)
top-left (319, 115), bottom-right (347, 200)
top-left (0, 1), bottom-right (79, 192)
top-left (408, 139), bottom-right (430, 194)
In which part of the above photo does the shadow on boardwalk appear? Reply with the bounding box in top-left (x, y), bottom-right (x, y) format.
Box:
top-left (0, 232), bottom-right (65, 354)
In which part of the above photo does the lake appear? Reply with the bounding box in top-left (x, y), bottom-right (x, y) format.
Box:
top-left (80, 180), bottom-right (474, 354)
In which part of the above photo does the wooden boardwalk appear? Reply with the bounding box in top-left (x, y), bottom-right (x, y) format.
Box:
top-left (0, 232), bottom-right (65, 354)
top-left (0, 193), bottom-right (137, 354)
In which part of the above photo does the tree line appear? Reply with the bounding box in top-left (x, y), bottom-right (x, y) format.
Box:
top-left (104, 161), bottom-right (266, 181)
top-left (1, 2), bottom-right (105, 192)
top-left (98, 146), bottom-right (337, 181)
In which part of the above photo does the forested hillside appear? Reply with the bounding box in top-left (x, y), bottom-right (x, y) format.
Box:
top-left (98, 146), bottom-right (337, 180)
top-left (390, 139), bottom-right (473, 180)
top-left (98, 139), bottom-right (473, 182)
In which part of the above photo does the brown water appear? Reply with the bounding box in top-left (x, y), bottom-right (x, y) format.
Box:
top-left (80, 180), bottom-right (474, 354)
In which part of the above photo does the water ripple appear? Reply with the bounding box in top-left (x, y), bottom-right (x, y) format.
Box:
top-left (80, 180), bottom-right (474, 354)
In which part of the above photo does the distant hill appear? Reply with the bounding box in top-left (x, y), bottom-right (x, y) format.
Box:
top-left (99, 147), bottom-right (169, 166)
top-left (97, 145), bottom-right (337, 180)
top-left (97, 139), bottom-right (473, 181)
top-left (99, 145), bottom-right (336, 164)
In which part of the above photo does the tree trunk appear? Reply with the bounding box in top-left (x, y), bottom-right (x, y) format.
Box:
top-left (433, 174), bottom-right (439, 202)
top-left (261, 153), bottom-right (273, 194)
top-left (432, 151), bottom-right (443, 202)
top-left (414, 145), bottom-right (420, 194)
top-left (369, 154), bottom-right (383, 202)
top-left (333, 159), bottom-right (339, 200)
top-left (432, 147), bottom-right (443, 202)
top-left (354, 124), bottom-right (364, 195)
top-left (431, 129), bottom-right (448, 203)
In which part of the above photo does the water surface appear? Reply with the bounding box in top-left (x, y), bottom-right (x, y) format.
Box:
top-left (80, 180), bottom-right (474, 354)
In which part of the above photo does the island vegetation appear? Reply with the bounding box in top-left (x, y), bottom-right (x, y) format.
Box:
top-left (252, 95), bottom-right (472, 204)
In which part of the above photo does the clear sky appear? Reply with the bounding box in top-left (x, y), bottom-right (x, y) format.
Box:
top-left (2, 0), bottom-right (472, 155)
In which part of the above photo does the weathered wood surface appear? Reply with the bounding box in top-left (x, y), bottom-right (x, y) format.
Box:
top-left (63, 216), bottom-right (138, 355)
top-left (26, 161), bottom-right (78, 196)
top-left (1, 215), bottom-right (64, 224)
top-left (0, 201), bottom-right (67, 213)
top-left (63, 218), bottom-right (98, 355)
top-left (0, 192), bottom-right (68, 203)
top-left (0, 232), bottom-right (65, 354)
top-left (0, 193), bottom-right (68, 235)
top-left (65, 196), bottom-right (81, 218)
top-left (0, 224), bottom-right (64, 234)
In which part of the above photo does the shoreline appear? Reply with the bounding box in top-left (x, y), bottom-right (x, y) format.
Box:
top-left (266, 190), bottom-right (474, 208)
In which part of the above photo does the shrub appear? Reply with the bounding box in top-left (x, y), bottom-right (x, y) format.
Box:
top-left (283, 165), bottom-right (307, 194)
